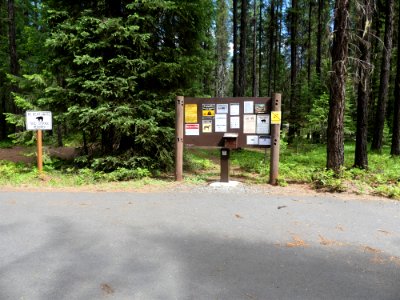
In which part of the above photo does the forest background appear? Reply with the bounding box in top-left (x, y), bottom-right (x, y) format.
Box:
top-left (1, 0), bottom-right (400, 193)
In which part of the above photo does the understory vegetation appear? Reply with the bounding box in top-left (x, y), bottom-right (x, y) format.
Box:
top-left (1, 141), bottom-right (399, 199)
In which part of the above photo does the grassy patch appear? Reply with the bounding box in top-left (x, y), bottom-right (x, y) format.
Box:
top-left (183, 143), bottom-right (400, 199)
top-left (1, 142), bottom-right (400, 199)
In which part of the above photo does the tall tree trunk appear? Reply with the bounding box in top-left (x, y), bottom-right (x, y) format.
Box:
top-left (274, 0), bottom-right (282, 93)
top-left (8, 0), bottom-right (19, 117)
top-left (0, 0), bottom-right (6, 139)
top-left (233, 0), bottom-right (239, 96)
top-left (327, 0), bottom-right (349, 172)
top-left (288, 0), bottom-right (298, 142)
top-left (371, 0), bottom-right (394, 151)
top-left (391, 2), bottom-right (400, 155)
top-left (354, 0), bottom-right (372, 168)
top-left (8, 0), bottom-right (18, 78)
top-left (215, 0), bottom-right (229, 97)
top-left (316, 0), bottom-right (323, 77)
top-left (307, 1), bottom-right (312, 86)
top-left (267, 0), bottom-right (275, 96)
top-left (258, 0), bottom-right (263, 96)
top-left (238, 0), bottom-right (248, 97)
top-left (252, 0), bottom-right (257, 97)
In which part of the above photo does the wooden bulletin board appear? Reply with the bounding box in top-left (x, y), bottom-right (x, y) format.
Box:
top-left (183, 97), bottom-right (272, 148)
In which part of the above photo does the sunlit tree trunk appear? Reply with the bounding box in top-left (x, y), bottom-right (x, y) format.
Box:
top-left (327, 0), bottom-right (349, 172)
top-left (354, 0), bottom-right (372, 169)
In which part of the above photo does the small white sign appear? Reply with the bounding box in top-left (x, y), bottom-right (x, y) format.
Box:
top-left (246, 135), bottom-right (259, 145)
top-left (230, 116), bottom-right (240, 129)
top-left (230, 103), bottom-right (240, 115)
top-left (215, 114), bottom-right (227, 132)
top-left (185, 124), bottom-right (200, 136)
top-left (26, 111), bottom-right (52, 131)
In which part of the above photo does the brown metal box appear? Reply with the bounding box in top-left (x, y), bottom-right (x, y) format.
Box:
top-left (223, 133), bottom-right (239, 149)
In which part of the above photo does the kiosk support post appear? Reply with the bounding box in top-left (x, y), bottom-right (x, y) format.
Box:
top-left (175, 96), bottom-right (184, 181)
top-left (220, 148), bottom-right (230, 182)
top-left (269, 93), bottom-right (281, 185)
top-left (37, 130), bottom-right (43, 174)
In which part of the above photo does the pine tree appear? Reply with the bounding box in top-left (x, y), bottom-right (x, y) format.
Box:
top-left (327, 0), bottom-right (349, 172)
top-left (371, 0), bottom-right (394, 152)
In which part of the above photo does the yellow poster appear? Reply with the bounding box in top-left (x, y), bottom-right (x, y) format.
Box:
top-left (271, 111), bottom-right (282, 125)
top-left (202, 104), bottom-right (215, 117)
top-left (185, 104), bottom-right (198, 123)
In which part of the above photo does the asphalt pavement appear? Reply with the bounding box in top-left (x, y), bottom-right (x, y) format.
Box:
top-left (0, 185), bottom-right (399, 299)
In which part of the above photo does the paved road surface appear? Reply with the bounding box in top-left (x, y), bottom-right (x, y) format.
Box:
top-left (0, 186), bottom-right (399, 299)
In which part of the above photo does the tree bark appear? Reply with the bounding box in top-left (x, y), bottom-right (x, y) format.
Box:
top-left (327, 0), bottom-right (349, 172)
top-left (7, 0), bottom-right (19, 118)
top-left (8, 0), bottom-right (18, 78)
top-left (288, 0), bottom-right (298, 142)
top-left (215, 0), bottom-right (229, 97)
top-left (267, 0), bottom-right (275, 97)
top-left (238, 0), bottom-right (248, 97)
top-left (258, 0), bottom-right (263, 96)
top-left (371, 0), bottom-right (394, 151)
top-left (391, 2), bottom-right (400, 155)
top-left (233, 0), bottom-right (239, 96)
top-left (316, 0), bottom-right (323, 77)
top-left (307, 0), bottom-right (313, 86)
top-left (354, 0), bottom-right (372, 168)
top-left (252, 0), bottom-right (257, 97)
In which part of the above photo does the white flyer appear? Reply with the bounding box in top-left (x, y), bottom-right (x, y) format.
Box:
top-left (230, 103), bottom-right (240, 115)
top-left (246, 135), bottom-right (259, 145)
top-left (230, 116), bottom-right (240, 129)
top-left (215, 114), bottom-right (227, 132)
top-left (243, 114), bottom-right (256, 133)
top-left (216, 104), bottom-right (229, 114)
top-left (256, 114), bottom-right (270, 134)
top-left (244, 101), bottom-right (254, 114)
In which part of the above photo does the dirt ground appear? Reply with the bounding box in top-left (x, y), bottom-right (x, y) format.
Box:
top-left (0, 146), bottom-right (78, 164)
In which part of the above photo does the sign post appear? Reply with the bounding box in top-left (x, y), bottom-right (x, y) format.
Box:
top-left (269, 93), bottom-right (282, 185)
top-left (26, 111), bottom-right (52, 175)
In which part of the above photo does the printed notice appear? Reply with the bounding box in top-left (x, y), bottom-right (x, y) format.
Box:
top-left (216, 104), bottom-right (229, 114)
top-left (230, 103), bottom-right (240, 115)
top-left (202, 104), bottom-right (215, 117)
top-left (185, 104), bottom-right (198, 123)
top-left (215, 114), bottom-right (227, 132)
top-left (185, 124), bottom-right (200, 136)
top-left (256, 114), bottom-right (270, 134)
top-left (243, 114), bottom-right (256, 133)
top-left (202, 119), bottom-right (212, 133)
top-left (230, 116), bottom-right (240, 129)
top-left (244, 101), bottom-right (254, 114)
top-left (246, 135), bottom-right (259, 145)
top-left (259, 136), bottom-right (271, 146)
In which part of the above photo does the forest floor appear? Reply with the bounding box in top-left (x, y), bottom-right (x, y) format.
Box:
top-left (0, 145), bottom-right (78, 164)
top-left (0, 145), bottom-right (394, 203)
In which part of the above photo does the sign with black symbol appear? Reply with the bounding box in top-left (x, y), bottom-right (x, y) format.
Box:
top-left (202, 104), bottom-right (215, 117)
top-left (256, 114), bottom-right (270, 134)
top-left (26, 111), bottom-right (52, 131)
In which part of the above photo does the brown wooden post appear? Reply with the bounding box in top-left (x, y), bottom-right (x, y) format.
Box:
top-left (269, 93), bottom-right (281, 185)
top-left (37, 129), bottom-right (43, 174)
top-left (175, 96), bottom-right (184, 181)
